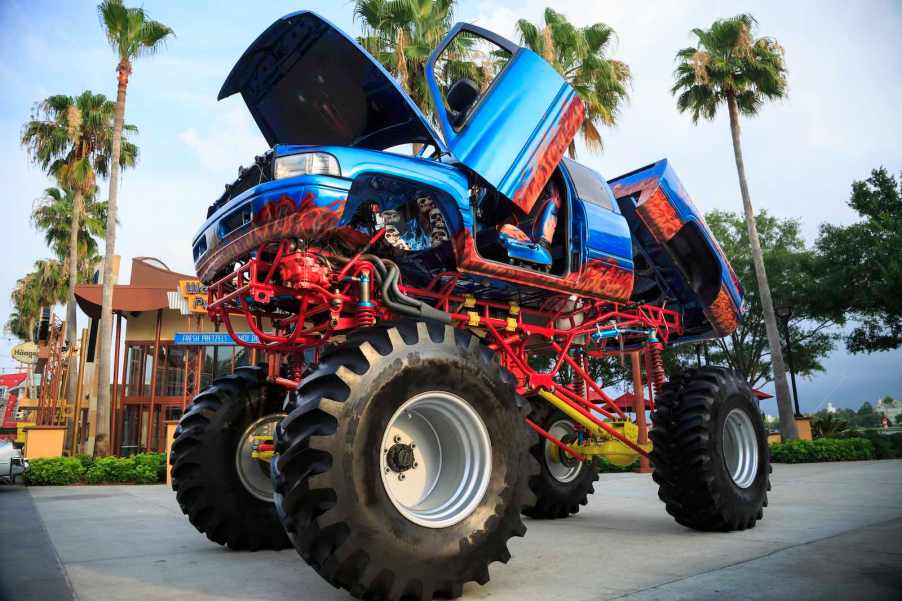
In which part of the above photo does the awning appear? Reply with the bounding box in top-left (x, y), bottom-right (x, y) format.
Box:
top-left (74, 285), bottom-right (171, 319)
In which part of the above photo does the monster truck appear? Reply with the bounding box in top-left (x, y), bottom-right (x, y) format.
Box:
top-left (170, 11), bottom-right (769, 601)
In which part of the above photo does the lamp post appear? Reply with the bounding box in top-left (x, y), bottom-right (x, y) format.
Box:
top-left (774, 304), bottom-right (801, 416)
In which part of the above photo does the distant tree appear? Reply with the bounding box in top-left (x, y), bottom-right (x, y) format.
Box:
top-left (856, 401), bottom-right (881, 428)
top-left (703, 210), bottom-right (835, 388)
top-left (879, 395), bottom-right (895, 407)
top-left (517, 8), bottom-right (631, 157)
top-left (810, 168), bottom-right (902, 353)
top-left (811, 412), bottom-right (848, 439)
top-left (672, 14), bottom-right (795, 439)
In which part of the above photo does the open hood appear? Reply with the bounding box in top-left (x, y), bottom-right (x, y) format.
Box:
top-left (219, 11), bottom-right (444, 151)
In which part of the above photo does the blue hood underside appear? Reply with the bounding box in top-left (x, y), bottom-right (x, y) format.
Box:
top-left (218, 11), bottom-right (443, 150)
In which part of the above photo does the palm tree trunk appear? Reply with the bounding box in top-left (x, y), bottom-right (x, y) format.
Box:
top-left (65, 189), bottom-right (83, 448)
top-left (93, 63), bottom-right (129, 456)
top-left (727, 94), bottom-right (798, 440)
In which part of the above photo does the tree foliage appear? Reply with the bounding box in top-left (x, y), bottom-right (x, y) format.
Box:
top-left (702, 210), bottom-right (835, 388)
top-left (810, 167), bottom-right (902, 353)
top-left (517, 8), bottom-right (630, 157)
top-left (671, 13), bottom-right (786, 123)
top-left (21, 91), bottom-right (138, 195)
top-left (98, 0), bottom-right (174, 69)
top-left (354, 0), bottom-right (455, 120)
top-left (31, 187), bottom-right (108, 267)
top-left (811, 412), bottom-right (848, 439)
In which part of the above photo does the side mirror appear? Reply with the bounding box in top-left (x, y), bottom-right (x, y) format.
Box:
top-left (446, 79), bottom-right (480, 128)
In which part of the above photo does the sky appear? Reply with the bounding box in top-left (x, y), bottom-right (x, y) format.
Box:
top-left (1, 0), bottom-right (900, 415)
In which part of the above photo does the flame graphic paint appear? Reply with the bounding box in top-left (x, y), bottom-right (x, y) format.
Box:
top-left (707, 285), bottom-right (739, 336)
top-left (636, 188), bottom-right (682, 242)
top-left (453, 230), bottom-right (633, 302)
top-left (511, 95), bottom-right (585, 214)
top-left (197, 192), bottom-right (367, 283)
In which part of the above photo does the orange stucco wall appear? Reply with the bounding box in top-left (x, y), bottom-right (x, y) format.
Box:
top-left (24, 426), bottom-right (66, 459)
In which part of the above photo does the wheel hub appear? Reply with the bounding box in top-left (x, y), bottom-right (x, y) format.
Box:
top-left (235, 413), bottom-right (284, 502)
top-left (379, 391), bottom-right (492, 529)
top-left (544, 419), bottom-right (584, 483)
top-left (386, 442), bottom-right (416, 473)
top-left (722, 408), bottom-right (759, 489)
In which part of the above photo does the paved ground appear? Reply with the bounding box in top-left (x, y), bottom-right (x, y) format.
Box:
top-left (5, 460), bottom-right (902, 601)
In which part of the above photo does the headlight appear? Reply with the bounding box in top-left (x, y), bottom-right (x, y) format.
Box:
top-left (273, 152), bottom-right (341, 180)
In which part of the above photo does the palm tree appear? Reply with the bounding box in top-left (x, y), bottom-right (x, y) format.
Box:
top-left (95, 0), bottom-right (173, 455)
top-left (811, 413), bottom-right (848, 439)
top-left (6, 260), bottom-right (69, 343)
top-left (354, 0), bottom-right (455, 119)
top-left (32, 186), bottom-right (108, 270)
top-left (21, 91), bottom-right (137, 417)
top-left (672, 14), bottom-right (796, 439)
top-left (517, 9), bottom-right (630, 158)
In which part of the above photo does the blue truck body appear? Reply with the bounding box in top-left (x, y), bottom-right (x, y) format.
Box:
top-left (193, 10), bottom-right (743, 342)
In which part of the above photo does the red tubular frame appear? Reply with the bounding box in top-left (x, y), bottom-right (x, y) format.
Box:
top-left (205, 243), bottom-right (682, 461)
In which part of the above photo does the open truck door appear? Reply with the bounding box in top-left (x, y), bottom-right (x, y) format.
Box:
top-left (426, 23), bottom-right (584, 215)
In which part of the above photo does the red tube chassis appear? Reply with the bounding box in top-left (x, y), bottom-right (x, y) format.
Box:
top-left (205, 236), bottom-right (680, 461)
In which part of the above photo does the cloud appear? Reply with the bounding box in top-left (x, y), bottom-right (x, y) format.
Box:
top-left (177, 103), bottom-right (266, 174)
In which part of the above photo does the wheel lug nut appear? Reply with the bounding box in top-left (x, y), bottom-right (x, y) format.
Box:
top-left (398, 474), bottom-right (405, 481)
top-left (393, 435), bottom-right (401, 443)
top-left (413, 462), bottom-right (418, 468)
top-left (410, 443), bottom-right (416, 449)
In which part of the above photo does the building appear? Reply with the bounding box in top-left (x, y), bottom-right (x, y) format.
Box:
top-left (75, 257), bottom-right (267, 456)
top-left (0, 373), bottom-right (28, 441)
top-left (876, 398), bottom-right (901, 423)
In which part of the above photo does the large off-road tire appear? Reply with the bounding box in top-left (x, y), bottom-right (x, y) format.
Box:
top-left (649, 366), bottom-right (771, 531)
top-left (170, 365), bottom-right (291, 550)
top-left (522, 402), bottom-right (598, 519)
top-left (272, 320), bottom-right (537, 601)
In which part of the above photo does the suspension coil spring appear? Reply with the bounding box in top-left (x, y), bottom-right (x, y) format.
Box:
top-left (355, 271), bottom-right (377, 327)
top-left (356, 303), bottom-right (377, 327)
top-left (649, 343), bottom-right (666, 397)
top-left (573, 352), bottom-right (588, 398)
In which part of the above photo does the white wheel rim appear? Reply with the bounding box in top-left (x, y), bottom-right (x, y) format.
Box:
top-left (380, 391), bottom-right (492, 529)
top-left (235, 414), bottom-right (283, 502)
top-left (722, 408), bottom-right (759, 489)
top-left (543, 419), bottom-right (583, 483)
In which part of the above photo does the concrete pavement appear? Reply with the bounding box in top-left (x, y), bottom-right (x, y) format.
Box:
top-left (11, 460), bottom-right (902, 601)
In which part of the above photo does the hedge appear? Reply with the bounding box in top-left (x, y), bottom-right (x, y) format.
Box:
top-left (836, 431), bottom-right (902, 460)
top-left (25, 453), bottom-right (167, 486)
top-left (769, 438), bottom-right (876, 463)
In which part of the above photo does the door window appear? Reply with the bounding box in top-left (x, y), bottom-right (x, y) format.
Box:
top-left (432, 30), bottom-right (512, 132)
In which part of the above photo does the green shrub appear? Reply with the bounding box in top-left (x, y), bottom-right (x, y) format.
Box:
top-left (834, 430), bottom-right (902, 459)
top-left (24, 457), bottom-right (86, 485)
top-left (133, 453), bottom-right (167, 483)
top-left (85, 456), bottom-right (135, 483)
top-left (74, 454), bottom-right (95, 471)
top-left (24, 453), bottom-right (167, 485)
top-left (769, 438), bottom-right (876, 463)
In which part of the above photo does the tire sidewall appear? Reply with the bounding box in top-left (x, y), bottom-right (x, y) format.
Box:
top-left (328, 337), bottom-right (527, 565)
top-left (708, 383), bottom-right (770, 513)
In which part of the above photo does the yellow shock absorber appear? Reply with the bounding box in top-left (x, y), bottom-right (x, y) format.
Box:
top-left (536, 389), bottom-right (651, 467)
top-left (537, 389), bottom-right (606, 437)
